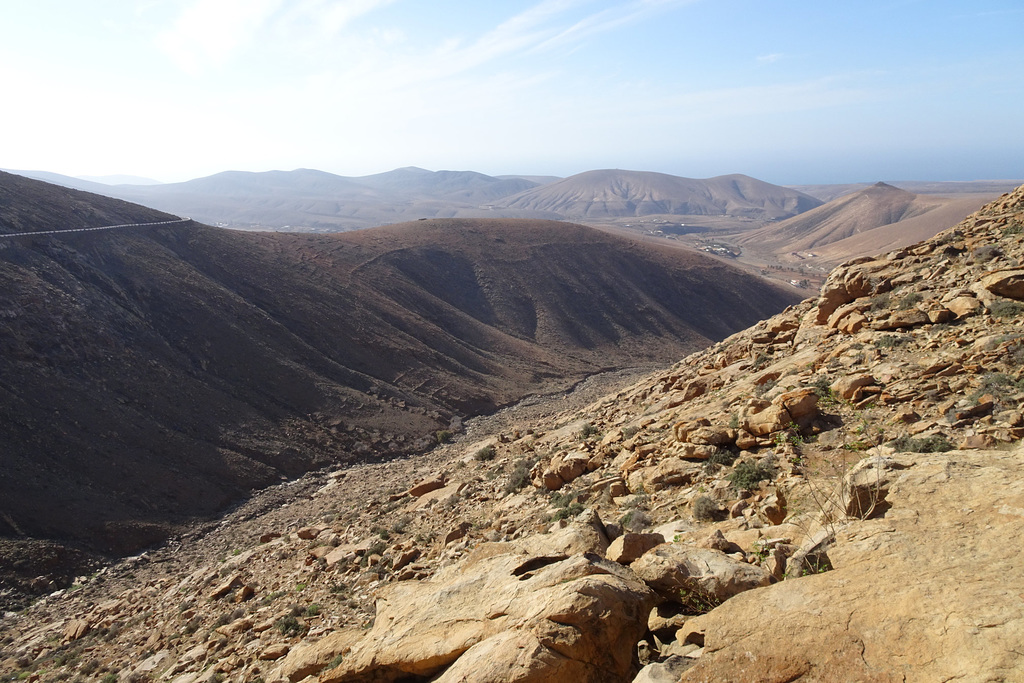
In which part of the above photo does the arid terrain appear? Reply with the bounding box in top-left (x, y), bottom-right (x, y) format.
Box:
top-left (0, 171), bottom-right (800, 600)
top-left (2, 181), bottom-right (1023, 682)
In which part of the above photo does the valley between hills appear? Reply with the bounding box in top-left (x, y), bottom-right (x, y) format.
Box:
top-left (2, 170), bottom-right (1024, 681)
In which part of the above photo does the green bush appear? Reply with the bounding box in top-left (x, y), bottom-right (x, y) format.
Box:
top-left (503, 458), bottom-right (534, 494)
top-left (549, 490), bottom-right (578, 508)
top-left (579, 423), bottom-right (598, 439)
top-left (728, 461), bottom-right (774, 491)
top-left (889, 434), bottom-right (952, 453)
top-left (275, 615), bottom-right (306, 637)
top-left (619, 509), bottom-right (651, 532)
top-left (474, 445), bottom-right (496, 461)
top-left (435, 430), bottom-right (453, 444)
top-left (692, 495), bottom-right (719, 522)
top-left (703, 448), bottom-right (736, 474)
top-left (552, 501), bottom-right (585, 521)
top-left (896, 292), bottom-right (923, 310)
top-left (876, 334), bottom-right (909, 349)
top-left (989, 299), bottom-right (1024, 319)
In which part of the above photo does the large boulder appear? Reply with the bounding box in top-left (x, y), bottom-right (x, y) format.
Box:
top-left (979, 269), bottom-right (1024, 300)
top-left (319, 552), bottom-right (655, 682)
top-left (319, 512), bottom-right (648, 682)
top-left (630, 544), bottom-right (771, 607)
top-left (272, 629), bottom-right (362, 682)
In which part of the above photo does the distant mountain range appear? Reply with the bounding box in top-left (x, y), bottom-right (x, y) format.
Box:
top-left (4, 167), bottom-right (824, 231)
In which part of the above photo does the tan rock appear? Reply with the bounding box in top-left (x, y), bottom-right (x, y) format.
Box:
top-left (606, 532), bottom-right (666, 564)
top-left (552, 451), bottom-right (590, 483)
top-left (945, 295), bottom-right (982, 318)
top-left (539, 468), bottom-right (565, 491)
top-left (259, 643), bottom-right (290, 661)
top-left (743, 404), bottom-right (791, 437)
top-left (392, 547), bottom-right (421, 572)
top-left (926, 306), bottom-right (956, 324)
top-left (773, 387), bottom-right (819, 421)
top-left (686, 427), bottom-right (733, 447)
top-left (630, 544), bottom-right (771, 606)
top-left (874, 308), bottom-right (930, 330)
top-left (979, 268), bottom-right (1024, 300)
top-left (209, 573), bottom-right (243, 600)
top-left (831, 373), bottom-right (876, 401)
top-left (636, 457), bottom-right (701, 491)
top-left (63, 618), bottom-right (90, 642)
top-left (297, 526), bottom-right (321, 540)
top-left (677, 448), bottom-right (1024, 682)
top-left (273, 629), bottom-right (362, 682)
top-left (837, 311), bottom-right (868, 334)
top-left (319, 550), bottom-right (655, 683)
top-left (324, 545), bottom-right (356, 568)
top-left (648, 603), bottom-right (688, 633)
top-left (677, 443), bottom-right (719, 460)
top-left (409, 474), bottom-right (446, 497)
top-left (214, 617), bottom-right (252, 636)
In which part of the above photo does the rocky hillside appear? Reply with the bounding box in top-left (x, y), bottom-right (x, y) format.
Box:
top-left (0, 171), bottom-right (800, 594)
top-left (2, 185), bottom-right (1024, 682)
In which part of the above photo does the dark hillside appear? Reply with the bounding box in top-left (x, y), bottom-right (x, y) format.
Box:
top-left (0, 172), bottom-right (799, 588)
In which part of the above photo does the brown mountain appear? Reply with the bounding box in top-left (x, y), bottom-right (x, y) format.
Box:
top-left (735, 181), bottom-right (994, 263)
top-left (0, 170), bottom-right (799, 575)
top-left (498, 169), bottom-right (822, 219)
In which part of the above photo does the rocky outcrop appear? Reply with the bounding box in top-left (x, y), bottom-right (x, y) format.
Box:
top-left (320, 515), bottom-right (656, 682)
top-left (677, 447), bottom-right (1024, 681)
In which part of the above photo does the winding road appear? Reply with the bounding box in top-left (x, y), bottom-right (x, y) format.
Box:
top-left (0, 217), bottom-right (190, 239)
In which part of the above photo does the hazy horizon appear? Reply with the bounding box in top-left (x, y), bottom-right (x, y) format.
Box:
top-left (2, 1), bottom-right (1022, 185)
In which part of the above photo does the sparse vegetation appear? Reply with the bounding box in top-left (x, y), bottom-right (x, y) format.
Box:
top-left (989, 299), bottom-right (1024, 319)
top-left (692, 495), bottom-right (720, 522)
top-left (896, 292), bottom-right (923, 310)
top-left (704, 448), bottom-right (736, 474)
top-left (889, 434), bottom-right (953, 453)
top-left (972, 244), bottom-right (1002, 262)
top-left (504, 458), bottom-right (535, 494)
top-left (275, 615), bottom-right (306, 637)
top-left (619, 509), bottom-right (651, 532)
top-left (679, 585), bottom-right (724, 615)
top-left (869, 292), bottom-right (891, 312)
top-left (579, 422), bottom-right (599, 439)
top-left (875, 333), bottom-right (909, 349)
top-left (728, 460), bottom-right (775, 491)
top-left (552, 501), bottom-right (585, 521)
top-left (435, 430), bottom-right (453, 444)
top-left (474, 445), bottom-right (496, 461)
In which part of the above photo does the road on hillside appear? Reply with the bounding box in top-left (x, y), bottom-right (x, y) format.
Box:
top-left (0, 217), bottom-right (190, 239)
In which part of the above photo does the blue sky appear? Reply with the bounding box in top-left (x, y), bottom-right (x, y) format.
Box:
top-left (1, 0), bottom-right (1021, 184)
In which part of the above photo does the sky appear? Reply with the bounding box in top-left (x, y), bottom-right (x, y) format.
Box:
top-left (1, 0), bottom-right (1022, 184)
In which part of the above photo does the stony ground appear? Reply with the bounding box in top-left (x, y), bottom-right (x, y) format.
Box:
top-left (2, 187), bottom-right (1024, 682)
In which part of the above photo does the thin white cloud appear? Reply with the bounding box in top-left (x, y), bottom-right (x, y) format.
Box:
top-left (157, 0), bottom-right (285, 73)
top-left (530, 0), bottom-right (697, 54)
top-left (757, 52), bottom-right (784, 64)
